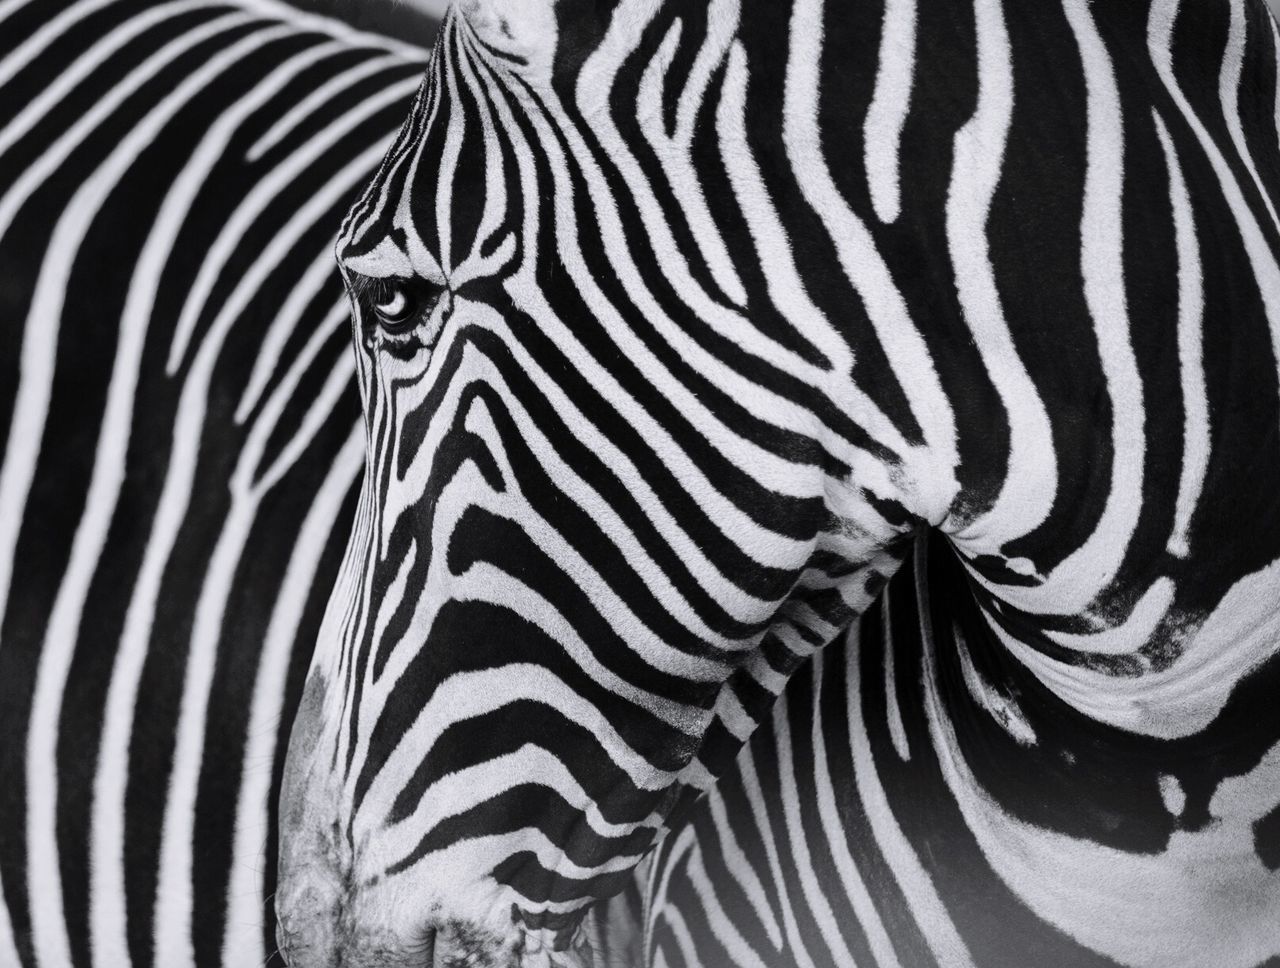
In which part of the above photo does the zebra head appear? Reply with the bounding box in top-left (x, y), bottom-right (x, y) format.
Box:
top-left (277, 0), bottom-right (949, 964)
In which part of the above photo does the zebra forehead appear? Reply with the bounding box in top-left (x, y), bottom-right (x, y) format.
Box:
top-left (456, 0), bottom-right (559, 74)
top-left (341, 237), bottom-right (417, 280)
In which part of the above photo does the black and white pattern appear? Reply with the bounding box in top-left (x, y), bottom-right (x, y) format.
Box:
top-left (0, 2), bottom-right (424, 964)
top-left (279, 0), bottom-right (1280, 965)
top-left (5, 0), bottom-right (1280, 965)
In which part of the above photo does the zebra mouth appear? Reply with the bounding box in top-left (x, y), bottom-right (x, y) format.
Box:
top-left (514, 933), bottom-right (592, 968)
top-left (511, 916), bottom-right (600, 968)
top-left (417, 919), bottom-right (558, 968)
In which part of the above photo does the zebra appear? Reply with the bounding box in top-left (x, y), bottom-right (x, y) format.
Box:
top-left (0, 1), bottom-right (426, 964)
top-left (277, 0), bottom-right (1280, 966)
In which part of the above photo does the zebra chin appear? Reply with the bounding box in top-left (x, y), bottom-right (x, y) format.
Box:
top-left (275, 673), bottom-right (604, 968)
top-left (272, 873), bottom-right (596, 968)
top-left (272, 914), bottom-right (555, 968)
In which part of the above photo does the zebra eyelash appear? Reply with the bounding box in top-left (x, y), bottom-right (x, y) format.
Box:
top-left (347, 272), bottom-right (410, 310)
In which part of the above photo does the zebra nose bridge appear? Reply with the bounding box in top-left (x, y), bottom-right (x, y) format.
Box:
top-left (280, 674), bottom-right (333, 839)
top-left (277, 672), bottom-right (357, 932)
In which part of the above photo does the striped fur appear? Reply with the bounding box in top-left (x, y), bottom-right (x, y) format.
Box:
top-left (0, 2), bottom-right (425, 964)
top-left (283, 0), bottom-right (1280, 965)
top-left (648, 532), bottom-right (1280, 968)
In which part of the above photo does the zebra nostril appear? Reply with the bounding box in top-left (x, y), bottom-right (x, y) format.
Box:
top-left (275, 918), bottom-right (302, 966)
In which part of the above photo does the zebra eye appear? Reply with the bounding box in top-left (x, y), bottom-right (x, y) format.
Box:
top-left (372, 284), bottom-right (416, 332)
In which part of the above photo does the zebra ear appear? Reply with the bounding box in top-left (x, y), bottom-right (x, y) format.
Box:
top-left (455, 0), bottom-right (560, 78)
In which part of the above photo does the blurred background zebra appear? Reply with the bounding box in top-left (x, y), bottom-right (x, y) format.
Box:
top-left (0, 2), bottom-right (427, 964)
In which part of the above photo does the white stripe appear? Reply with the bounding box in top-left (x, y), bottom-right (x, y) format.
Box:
top-left (945, 0), bottom-right (1056, 552)
top-left (0, 1), bottom-right (180, 161)
top-left (234, 266), bottom-right (353, 424)
top-left (155, 338), bottom-right (355, 964)
top-left (1008, 0), bottom-right (1144, 616)
top-left (435, 37), bottom-right (468, 273)
top-left (379, 829), bottom-right (648, 907)
top-left (1042, 577), bottom-right (1174, 657)
top-left (1273, 18), bottom-right (1280, 159)
top-left (83, 26), bottom-right (360, 968)
top-left (0, 0), bottom-right (43, 25)
top-left (379, 747), bottom-right (663, 865)
top-left (1152, 110), bottom-right (1208, 560)
top-left (531, 28), bottom-right (846, 512)
top-left (881, 587), bottom-right (911, 760)
top-left (448, 38), bottom-right (509, 279)
top-left (365, 665), bottom-right (678, 836)
top-left (645, 825), bottom-right (696, 953)
top-left (864, 0), bottom-right (917, 224)
top-left (577, 0), bottom-right (844, 385)
top-left (652, 899), bottom-right (706, 968)
top-left (429, 341), bottom-right (760, 663)
top-left (773, 695), bottom-right (848, 963)
top-left (953, 620), bottom-right (1037, 745)
top-left (239, 0), bottom-right (429, 58)
top-left (715, 16), bottom-right (860, 383)
top-left (486, 278), bottom-right (809, 609)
